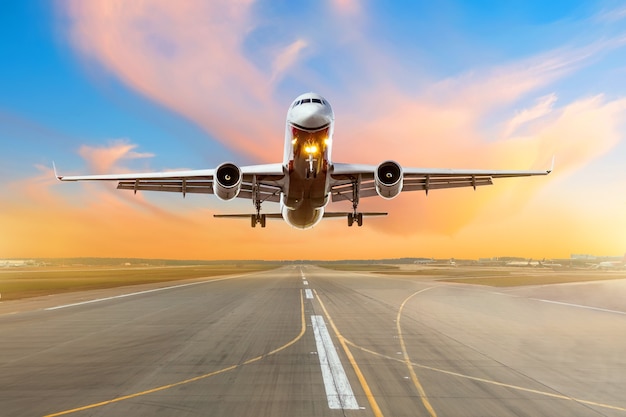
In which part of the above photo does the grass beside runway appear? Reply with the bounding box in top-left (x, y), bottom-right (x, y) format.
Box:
top-left (316, 264), bottom-right (400, 272)
top-left (439, 272), bottom-right (626, 287)
top-left (0, 265), bottom-right (276, 301)
top-left (320, 264), bottom-right (626, 287)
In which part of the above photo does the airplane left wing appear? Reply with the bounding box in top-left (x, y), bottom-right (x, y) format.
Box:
top-left (330, 160), bottom-right (552, 202)
top-left (55, 163), bottom-right (286, 202)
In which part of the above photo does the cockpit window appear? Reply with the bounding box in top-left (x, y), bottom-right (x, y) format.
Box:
top-left (293, 97), bottom-right (326, 108)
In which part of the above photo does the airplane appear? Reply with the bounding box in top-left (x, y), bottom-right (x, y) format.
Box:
top-left (56, 92), bottom-right (553, 229)
top-left (505, 258), bottom-right (562, 268)
top-left (591, 254), bottom-right (626, 270)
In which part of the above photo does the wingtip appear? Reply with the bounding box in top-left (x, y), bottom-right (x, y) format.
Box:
top-left (52, 162), bottom-right (62, 181)
top-left (547, 156), bottom-right (555, 174)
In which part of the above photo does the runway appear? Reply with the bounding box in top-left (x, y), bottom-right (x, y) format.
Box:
top-left (1, 266), bottom-right (626, 416)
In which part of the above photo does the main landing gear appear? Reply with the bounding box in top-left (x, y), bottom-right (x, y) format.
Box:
top-left (347, 177), bottom-right (363, 227)
top-left (251, 213), bottom-right (266, 228)
top-left (347, 212), bottom-right (363, 227)
top-left (251, 175), bottom-right (266, 228)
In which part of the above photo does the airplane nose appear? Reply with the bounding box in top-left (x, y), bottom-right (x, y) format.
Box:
top-left (291, 105), bottom-right (332, 130)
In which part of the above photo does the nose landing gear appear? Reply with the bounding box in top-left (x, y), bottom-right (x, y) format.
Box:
top-left (305, 154), bottom-right (318, 179)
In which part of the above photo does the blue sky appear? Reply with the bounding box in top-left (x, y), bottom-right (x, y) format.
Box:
top-left (1, 0), bottom-right (624, 260)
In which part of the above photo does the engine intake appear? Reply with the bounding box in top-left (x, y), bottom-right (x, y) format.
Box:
top-left (213, 162), bottom-right (242, 201)
top-left (375, 160), bottom-right (403, 199)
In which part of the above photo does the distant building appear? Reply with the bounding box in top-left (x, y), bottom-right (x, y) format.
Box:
top-left (0, 259), bottom-right (36, 267)
top-left (571, 254), bottom-right (597, 260)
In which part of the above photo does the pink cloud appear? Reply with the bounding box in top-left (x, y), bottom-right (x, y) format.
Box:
top-left (270, 39), bottom-right (309, 84)
top-left (56, 1), bottom-right (626, 244)
top-left (77, 139), bottom-right (154, 174)
top-left (63, 0), bottom-right (281, 161)
top-left (330, 0), bottom-right (362, 16)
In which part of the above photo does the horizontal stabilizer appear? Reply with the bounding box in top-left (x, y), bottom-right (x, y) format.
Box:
top-left (323, 212), bottom-right (387, 218)
top-left (213, 213), bottom-right (283, 219)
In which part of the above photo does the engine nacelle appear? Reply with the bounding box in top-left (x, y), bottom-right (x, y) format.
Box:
top-left (375, 160), bottom-right (403, 199)
top-left (213, 162), bottom-right (242, 201)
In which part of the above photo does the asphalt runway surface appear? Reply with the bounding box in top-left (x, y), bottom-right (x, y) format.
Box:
top-left (1, 266), bottom-right (626, 416)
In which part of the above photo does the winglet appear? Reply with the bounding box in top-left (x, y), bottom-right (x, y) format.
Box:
top-left (52, 162), bottom-right (62, 181)
top-left (547, 156), bottom-right (555, 174)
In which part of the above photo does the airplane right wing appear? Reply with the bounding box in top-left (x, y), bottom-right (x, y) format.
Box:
top-left (55, 163), bottom-right (286, 203)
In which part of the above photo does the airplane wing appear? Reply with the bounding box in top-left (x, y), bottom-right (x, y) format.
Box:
top-left (55, 163), bottom-right (286, 202)
top-left (330, 160), bottom-right (553, 202)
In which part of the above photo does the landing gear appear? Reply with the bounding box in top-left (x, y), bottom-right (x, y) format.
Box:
top-left (251, 175), bottom-right (266, 228)
top-left (305, 154), bottom-right (317, 179)
top-left (347, 212), bottom-right (363, 227)
top-left (251, 214), bottom-right (266, 228)
top-left (347, 177), bottom-right (363, 227)
top-left (305, 168), bottom-right (317, 179)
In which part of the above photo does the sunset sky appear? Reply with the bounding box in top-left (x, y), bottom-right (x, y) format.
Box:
top-left (1, 0), bottom-right (624, 260)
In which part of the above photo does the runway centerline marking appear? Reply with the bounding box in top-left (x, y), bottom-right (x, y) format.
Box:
top-left (305, 289), bottom-right (314, 299)
top-left (314, 289), bottom-right (385, 417)
top-left (311, 315), bottom-right (359, 409)
top-left (43, 290), bottom-right (307, 417)
top-left (303, 280), bottom-right (309, 285)
top-left (45, 276), bottom-right (240, 311)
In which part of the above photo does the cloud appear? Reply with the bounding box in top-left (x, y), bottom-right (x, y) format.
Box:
top-left (270, 39), bottom-right (308, 84)
top-left (42, 1), bottom-right (625, 257)
top-left (330, 0), bottom-right (362, 16)
top-left (503, 94), bottom-right (558, 137)
top-left (62, 0), bottom-right (281, 162)
top-left (77, 139), bottom-right (154, 174)
top-left (330, 78), bottom-right (626, 237)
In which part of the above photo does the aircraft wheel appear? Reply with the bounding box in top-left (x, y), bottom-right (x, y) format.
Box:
top-left (347, 214), bottom-right (354, 227)
top-left (357, 213), bottom-right (363, 227)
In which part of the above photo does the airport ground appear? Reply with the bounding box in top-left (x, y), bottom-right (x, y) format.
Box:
top-left (1, 265), bottom-right (625, 416)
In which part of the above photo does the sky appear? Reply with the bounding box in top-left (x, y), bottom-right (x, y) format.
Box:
top-left (0, 0), bottom-right (625, 261)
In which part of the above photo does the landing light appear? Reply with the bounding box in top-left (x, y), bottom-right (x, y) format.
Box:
top-left (305, 145), bottom-right (318, 154)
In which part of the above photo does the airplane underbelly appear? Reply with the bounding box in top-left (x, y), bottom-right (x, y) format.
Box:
top-left (282, 204), bottom-right (324, 230)
top-left (283, 168), bottom-right (329, 209)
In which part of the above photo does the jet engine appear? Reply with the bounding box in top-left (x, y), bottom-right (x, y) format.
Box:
top-left (375, 160), bottom-right (403, 199)
top-left (213, 162), bottom-right (242, 201)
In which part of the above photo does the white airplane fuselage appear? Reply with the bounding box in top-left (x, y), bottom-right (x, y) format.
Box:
top-left (280, 93), bottom-right (335, 229)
